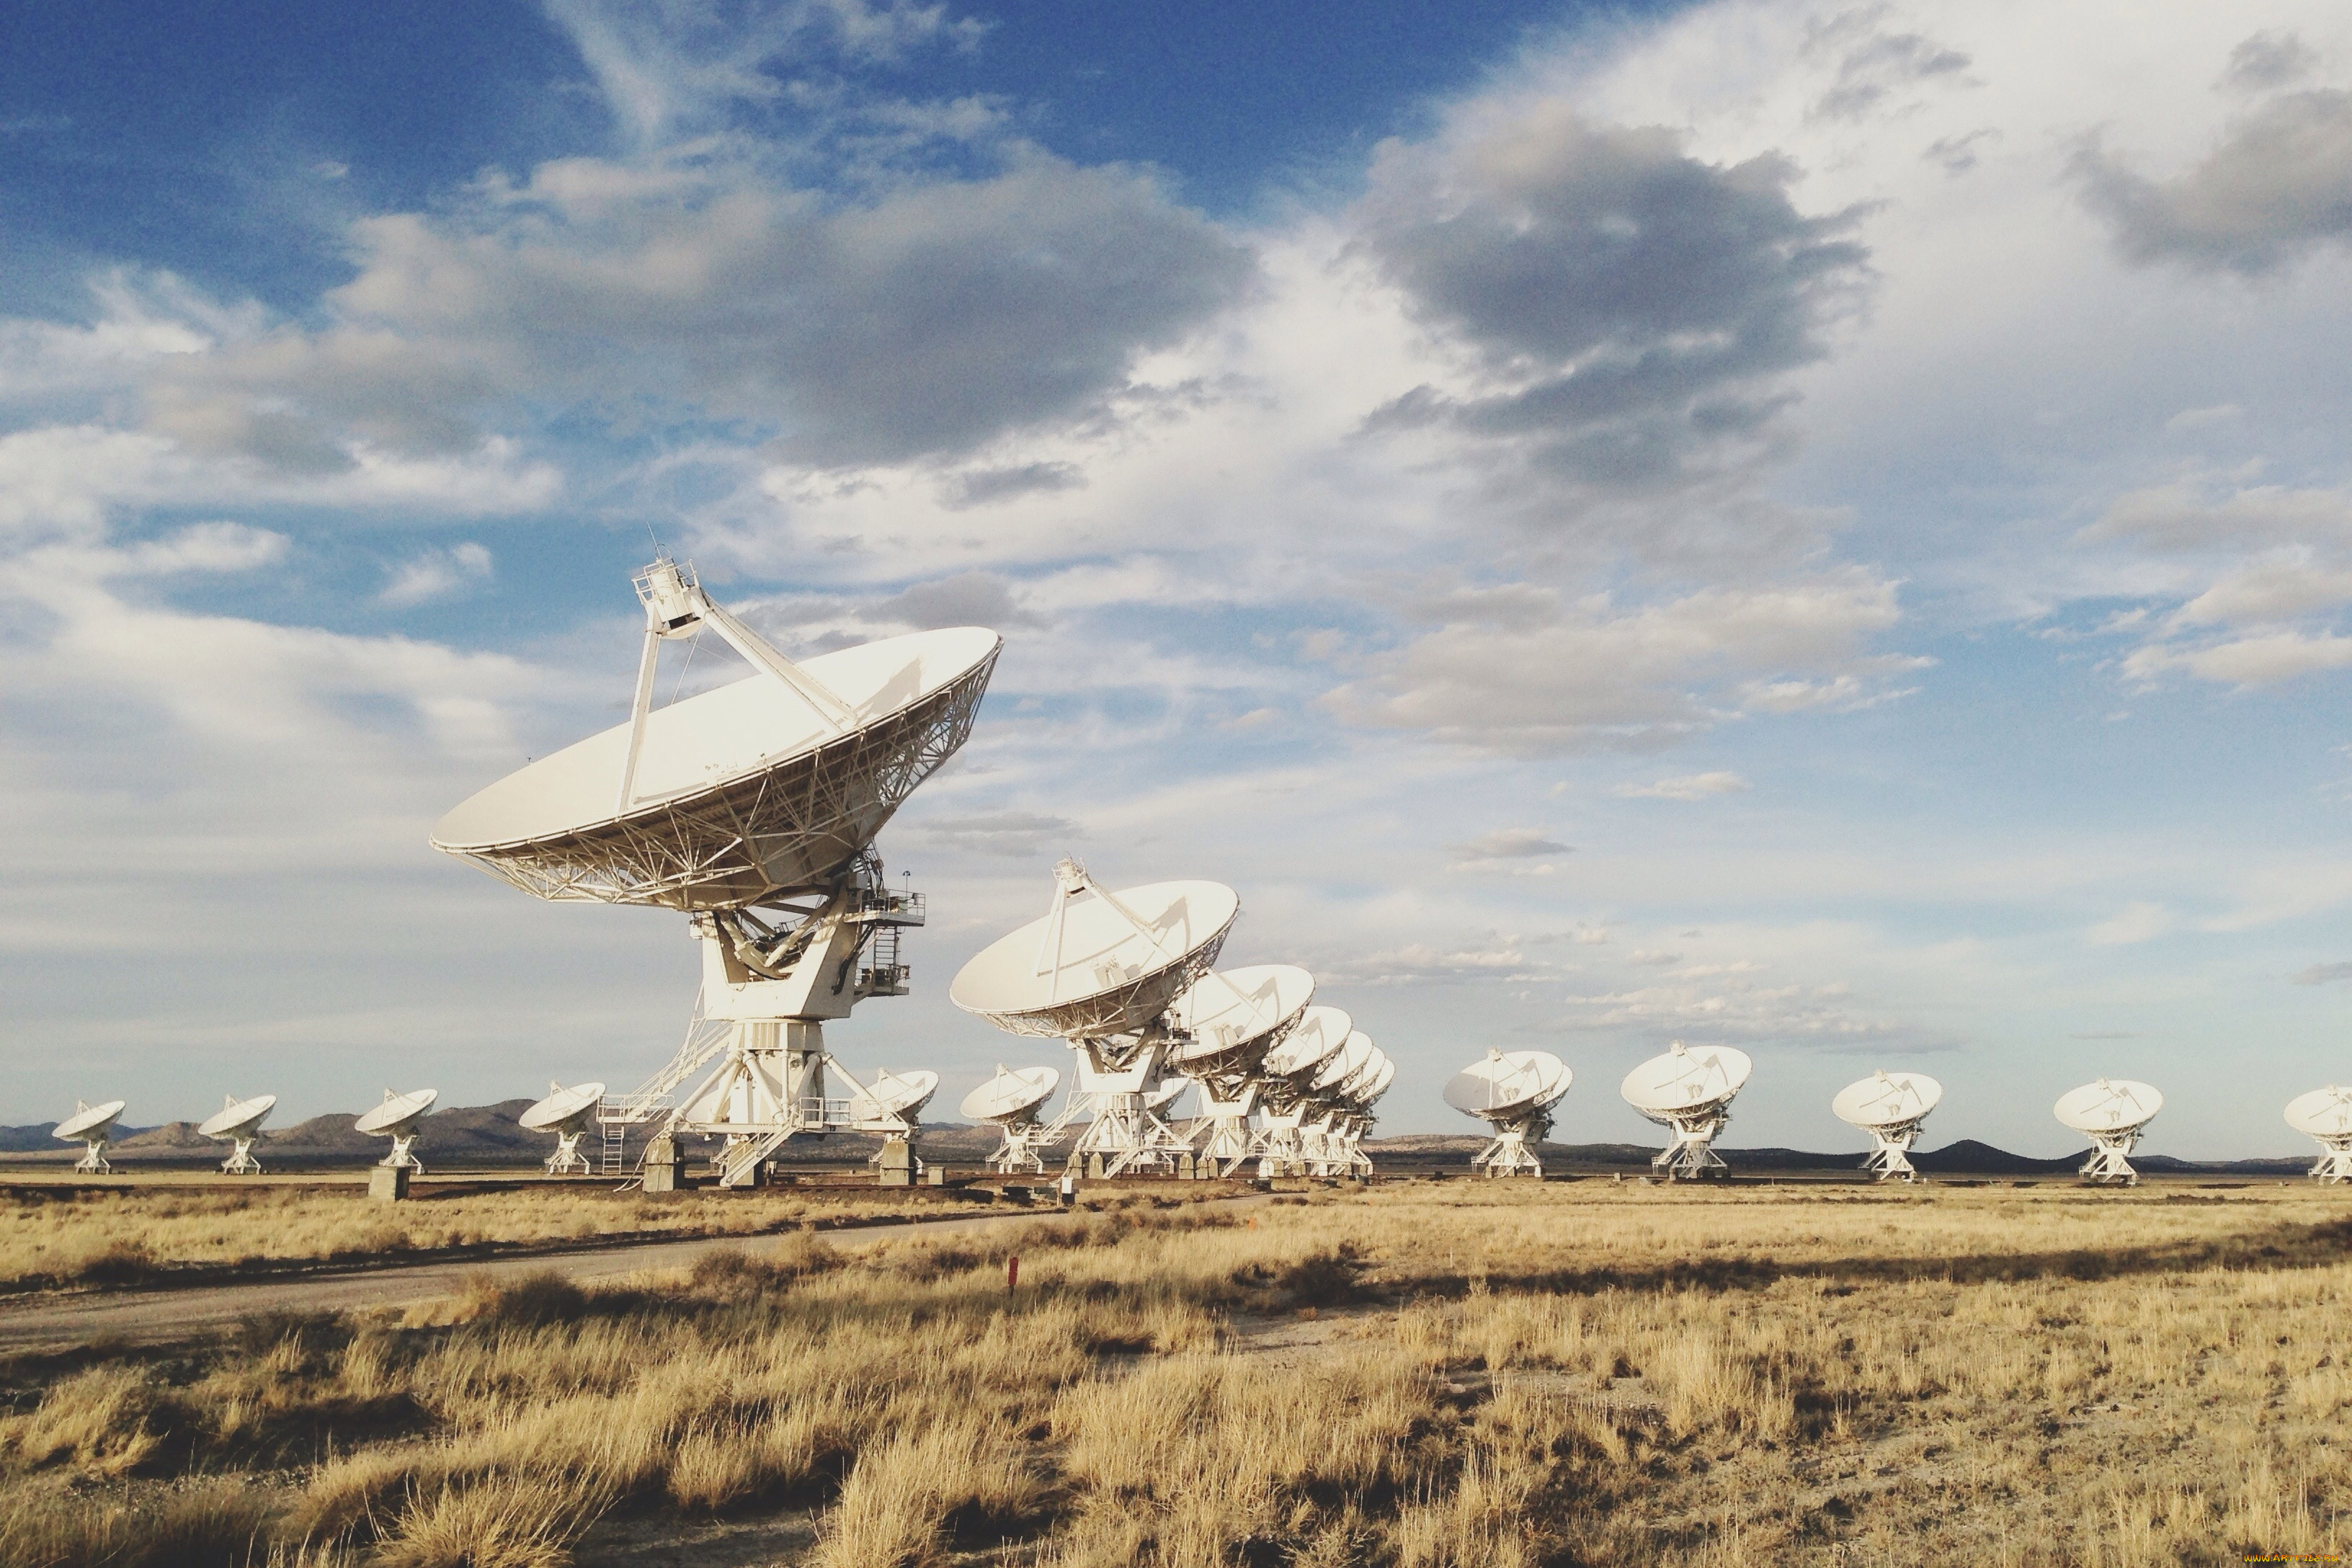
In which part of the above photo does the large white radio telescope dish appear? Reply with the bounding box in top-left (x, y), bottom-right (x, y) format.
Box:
top-left (199, 1093), bottom-right (277, 1176)
top-left (950, 866), bottom-right (1238, 1042)
top-left (2053, 1079), bottom-right (2162, 1134)
top-left (520, 1082), bottom-right (607, 1135)
top-left (2286, 1085), bottom-right (2352, 1139)
top-left (2054, 1077), bottom-right (2161, 1185)
top-left (849, 1069), bottom-right (938, 1128)
top-left (55, 1099), bottom-right (126, 1142)
top-left (521, 1082), bottom-right (607, 1175)
top-left (1833, 1072), bottom-right (1943, 1130)
top-left (1832, 1071), bottom-right (1941, 1183)
top-left (435, 624), bottom-right (999, 910)
top-left (1310, 1031), bottom-right (1376, 1096)
top-left (1446, 1049), bottom-right (1568, 1177)
top-left (1445, 1050), bottom-right (1570, 1121)
top-left (357, 1088), bottom-right (437, 1174)
top-left (960, 1065), bottom-right (1060, 1126)
top-left (1262, 1005), bottom-right (1352, 1081)
top-left (1622, 1043), bottom-right (1753, 1118)
top-left (55, 1099), bottom-right (127, 1175)
top-left (2287, 1086), bottom-right (2352, 1185)
top-left (1170, 964), bottom-right (1314, 1076)
top-left (1623, 1041), bottom-right (1751, 1181)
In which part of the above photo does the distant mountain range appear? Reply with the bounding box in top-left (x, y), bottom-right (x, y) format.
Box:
top-left (0, 1106), bottom-right (2317, 1177)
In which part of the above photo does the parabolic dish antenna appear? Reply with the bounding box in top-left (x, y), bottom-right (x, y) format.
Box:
top-left (520, 1082), bottom-right (607, 1176)
top-left (961, 1065), bottom-right (1060, 1125)
top-left (1622, 1041), bottom-right (1752, 1181)
top-left (950, 863), bottom-right (1239, 1045)
top-left (1351, 1054), bottom-right (1397, 1106)
top-left (960, 1064), bottom-right (1062, 1175)
top-left (1832, 1072), bottom-right (1943, 1129)
top-left (1310, 1032), bottom-right (1376, 1096)
top-left (1832, 1071), bottom-right (1943, 1183)
top-left (850, 1069), bottom-right (938, 1128)
top-left (1336, 1044), bottom-right (1390, 1102)
top-left (1262, 1005), bottom-right (1353, 1082)
top-left (2053, 1079), bottom-right (2162, 1134)
top-left (54, 1099), bottom-right (126, 1175)
top-left (1446, 1050), bottom-right (1567, 1179)
top-left (356, 1089), bottom-right (437, 1174)
top-left (1622, 1043), bottom-right (1754, 1118)
top-left (197, 1093), bottom-right (277, 1176)
top-left (2286, 1086), bottom-right (2352, 1186)
top-left (433, 619), bottom-right (1002, 912)
top-left (2054, 1078), bottom-right (2161, 1185)
top-left (1170, 964), bottom-right (1314, 1075)
top-left (432, 558), bottom-right (999, 1192)
top-left (1445, 1050), bottom-right (1569, 1119)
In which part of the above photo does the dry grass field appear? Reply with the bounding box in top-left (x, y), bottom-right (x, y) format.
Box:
top-left (1, 1178), bottom-right (2347, 1567)
top-left (0, 1182), bottom-right (978, 1293)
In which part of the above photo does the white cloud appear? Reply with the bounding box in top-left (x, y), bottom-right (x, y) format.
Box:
top-left (1617, 770), bottom-right (1751, 800)
top-left (382, 543), bottom-right (496, 607)
top-left (2088, 901), bottom-right (2174, 945)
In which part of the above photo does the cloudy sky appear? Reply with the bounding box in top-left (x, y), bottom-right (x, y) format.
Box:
top-left (6, 0), bottom-right (2351, 1159)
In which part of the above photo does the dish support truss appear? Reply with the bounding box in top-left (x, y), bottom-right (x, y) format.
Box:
top-left (70, 1137), bottom-right (112, 1176)
top-left (984, 1114), bottom-right (1056, 1175)
top-left (218, 1135), bottom-right (264, 1175)
top-left (543, 1131), bottom-right (593, 1176)
top-left (1649, 1106), bottom-right (1732, 1180)
top-left (1193, 1079), bottom-right (1258, 1177)
top-left (1859, 1118), bottom-right (1928, 1182)
top-left (2079, 1126), bottom-right (2146, 1185)
top-left (2309, 1133), bottom-right (2352, 1185)
top-left (600, 860), bottom-right (929, 1188)
top-left (1472, 1108), bottom-right (1554, 1178)
top-left (1041, 1042), bottom-right (1193, 1177)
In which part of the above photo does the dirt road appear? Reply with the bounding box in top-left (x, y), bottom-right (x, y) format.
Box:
top-left (0, 1203), bottom-right (1074, 1356)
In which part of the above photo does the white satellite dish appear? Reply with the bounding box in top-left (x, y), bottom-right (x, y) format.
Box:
top-left (54, 1099), bottom-right (127, 1175)
top-left (355, 1088), bottom-right (437, 1174)
top-left (850, 1068), bottom-right (938, 1131)
top-left (950, 861), bottom-right (1238, 1051)
top-left (520, 1082), bottom-right (606, 1176)
top-left (1622, 1041), bottom-right (1752, 1180)
top-left (197, 1093), bottom-right (277, 1176)
top-left (1832, 1071), bottom-right (1943, 1183)
top-left (959, 1064), bottom-right (1061, 1175)
top-left (1309, 1032), bottom-right (1376, 1097)
top-left (951, 859), bottom-right (1238, 1180)
top-left (1446, 1050), bottom-right (1569, 1177)
top-left (1261, 1004), bottom-right (1352, 1087)
top-left (1169, 963), bottom-right (1314, 1079)
top-left (2054, 1078), bottom-right (2162, 1185)
top-left (2286, 1086), bottom-right (2352, 1185)
top-left (433, 557), bottom-right (996, 1191)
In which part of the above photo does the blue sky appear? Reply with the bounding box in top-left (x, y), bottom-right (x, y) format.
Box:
top-left (5, 0), bottom-right (2352, 1160)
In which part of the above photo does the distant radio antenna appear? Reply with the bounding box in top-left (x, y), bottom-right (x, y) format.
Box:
top-left (2054, 1078), bottom-right (2162, 1185)
top-left (520, 1082), bottom-right (606, 1176)
top-left (1445, 1049), bottom-right (1571, 1177)
top-left (1832, 1072), bottom-right (1943, 1182)
top-left (355, 1088), bottom-right (438, 1173)
top-left (1621, 1041), bottom-right (1752, 1180)
top-left (54, 1099), bottom-right (127, 1175)
top-left (198, 1093), bottom-right (277, 1175)
top-left (2284, 1086), bottom-right (2352, 1185)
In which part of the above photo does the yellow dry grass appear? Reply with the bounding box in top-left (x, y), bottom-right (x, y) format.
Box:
top-left (0, 1181), bottom-right (966, 1291)
top-left (0, 1180), bottom-right (2345, 1567)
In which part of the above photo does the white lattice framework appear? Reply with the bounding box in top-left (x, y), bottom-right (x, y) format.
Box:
top-left (1859, 1119), bottom-right (1927, 1182)
top-left (2078, 1127), bottom-right (2146, 1185)
top-left (1649, 1107), bottom-right (1732, 1180)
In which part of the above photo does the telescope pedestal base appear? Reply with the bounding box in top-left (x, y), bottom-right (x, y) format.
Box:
top-left (220, 1138), bottom-right (262, 1175)
top-left (543, 1131), bottom-right (592, 1175)
top-left (2079, 1131), bottom-right (2142, 1185)
top-left (1654, 1111), bottom-right (1731, 1180)
top-left (1861, 1125), bottom-right (1923, 1182)
top-left (2311, 1138), bottom-right (2352, 1185)
top-left (72, 1142), bottom-right (112, 1175)
top-left (1474, 1127), bottom-right (1543, 1178)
